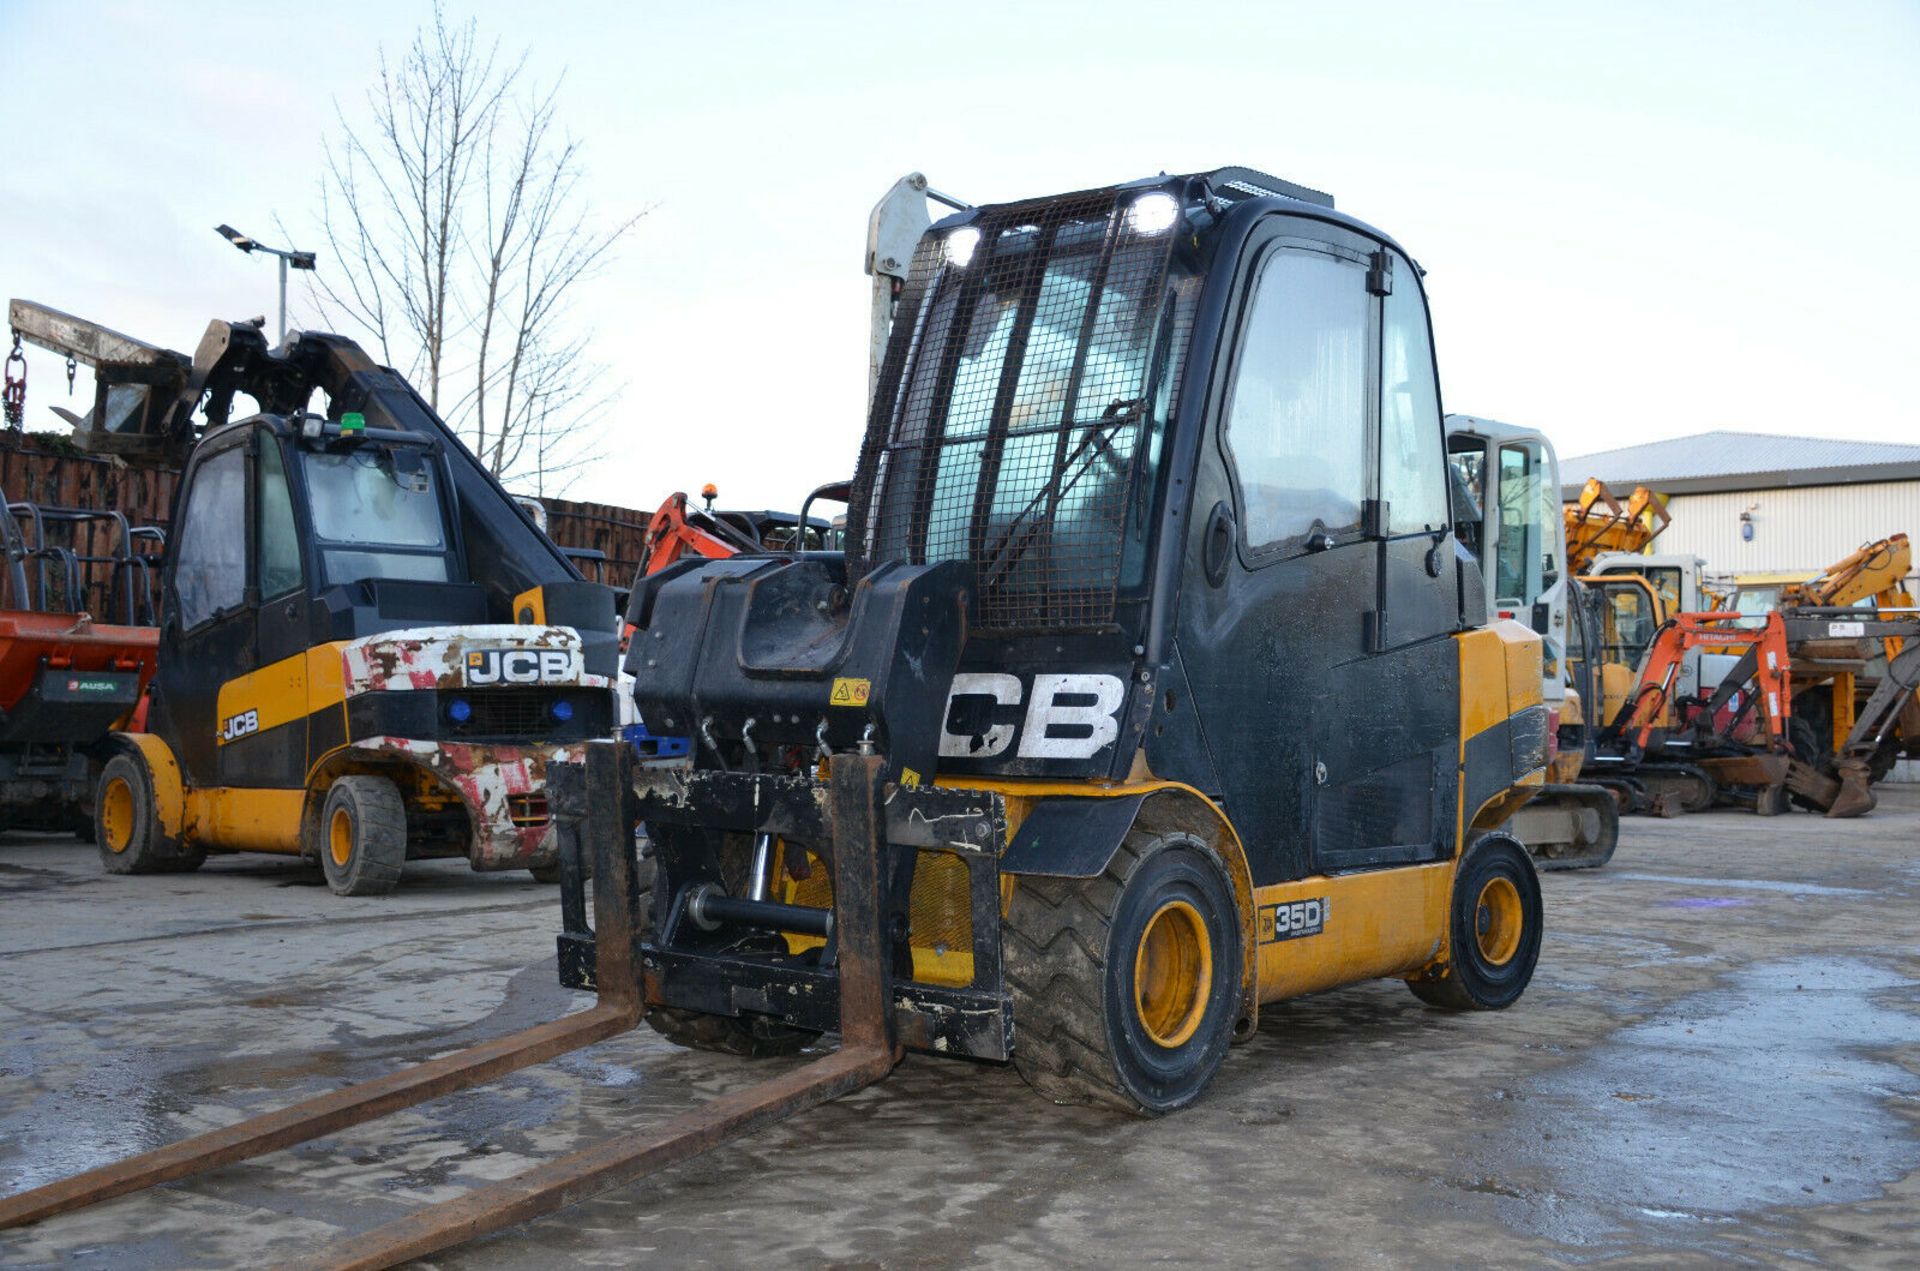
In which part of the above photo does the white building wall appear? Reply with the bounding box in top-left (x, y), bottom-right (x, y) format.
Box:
top-left (1656, 479), bottom-right (1920, 578)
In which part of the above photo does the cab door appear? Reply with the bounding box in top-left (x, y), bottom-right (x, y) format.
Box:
top-left (1320, 244), bottom-right (1461, 872)
top-left (244, 431), bottom-right (313, 787)
top-left (151, 426), bottom-right (314, 792)
top-left (1171, 220), bottom-right (1460, 885)
top-left (1172, 226), bottom-right (1380, 886)
top-left (151, 436), bottom-right (254, 789)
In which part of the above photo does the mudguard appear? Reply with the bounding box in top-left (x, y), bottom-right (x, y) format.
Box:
top-left (999, 793), bottom-right (1147, 878)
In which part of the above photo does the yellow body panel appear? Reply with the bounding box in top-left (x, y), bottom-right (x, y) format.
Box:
top-left (1500, 621), bottom-right (1545, 710)
top-left (938, 773), bottom-right (1204, 835)
top-left (306, 642), bottom-right (349, 713)
top-left (1457, 626), bottom-right (1514, 739)
top-left (184, 787), bottom-right (307, 853)
top-left (1599, 661), bottom-right (1638, 725)
top-left (215, 650), bottom-right (308, 741)
top-left (120, 732), bottom-right (186, 838)
top-left (1457, 620), bottom-right (1544, 727)
top-left (1252, 863), bottom-right (1453, 1000)
top-left (1456, 620), bottom-right (1546, 829)
top-left (129, 645), bottom-right (363, 856)
top-left (212, 642), bottom-right (352, 744)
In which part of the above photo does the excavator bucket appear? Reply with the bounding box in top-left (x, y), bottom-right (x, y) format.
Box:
top-left (1564, 477), bottom-right (1672, 574)
top-left (1825, 757), bottom-right (1878, 819)
top-left (0, 742), bottom-right (904, 1266)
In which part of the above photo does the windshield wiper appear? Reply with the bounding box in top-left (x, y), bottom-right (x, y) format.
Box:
top-left (976, 397), bottom-right (1145, 596)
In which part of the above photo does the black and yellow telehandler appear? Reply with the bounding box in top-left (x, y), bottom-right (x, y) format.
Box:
top-left (1, 169), bottom-right (1551, 1265)
top-left (6, 299), bottom-right (619, 893)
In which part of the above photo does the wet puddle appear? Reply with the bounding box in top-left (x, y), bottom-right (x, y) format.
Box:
top-left (1473, 956), bottom-right (1920, 1245)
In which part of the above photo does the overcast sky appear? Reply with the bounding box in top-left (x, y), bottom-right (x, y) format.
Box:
top-left (2, 1), bottom-right (1914, 509)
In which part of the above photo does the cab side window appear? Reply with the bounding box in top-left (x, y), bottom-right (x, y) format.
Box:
top-left (1495, 444), bottom-right (1537, 601)
top-left (1223, 248), bottom-right (1370, 549)
top-left (173, 445), bottom-right (246, 628)
top-left (257, 439), bottom-right (304, 598)
top-left (1378, 254), bottom-right (1448, 536)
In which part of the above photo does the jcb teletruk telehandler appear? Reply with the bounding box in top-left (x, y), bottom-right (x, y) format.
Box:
top-left (1, 169), bottom-right (1550, 1265)
top-left (7, 300), bottom-right (618, 893)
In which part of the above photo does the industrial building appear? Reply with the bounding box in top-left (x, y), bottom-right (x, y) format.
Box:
top-left (1562, 430), bottom-right (1920, 582)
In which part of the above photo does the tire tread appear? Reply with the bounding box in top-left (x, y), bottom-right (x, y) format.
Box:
top-left (1004, 831), bottom-right (1222, 1115)
top-left (321, 776), bottom-right (407, 896)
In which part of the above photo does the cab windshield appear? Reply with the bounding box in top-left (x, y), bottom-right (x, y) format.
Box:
top-left (855, 187), bottom-right (1188, 632)
top-left (300, 446), bottom-right (451, 584)
top-left (1596, 581), bottom-right (1660, 671)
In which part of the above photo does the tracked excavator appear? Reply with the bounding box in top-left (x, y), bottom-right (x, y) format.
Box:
top-left (1600, 599), bottom-right (1920, 818)
top-left (1569, 535), bottom-right (1918, 818)
top-left (1445, 415), bottom-right (1617, 866)
top-left (1772, 533), bottom-right (1918, 810)
top-left (2, 168), bottom-right (1553, 1265)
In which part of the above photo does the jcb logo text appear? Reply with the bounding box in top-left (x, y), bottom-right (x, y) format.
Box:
top-left (465, 648), bottom-right (572, 686)
top-left (219, 709), bottom-right (260, 744)
top-left (939, 672), bottom-right (1127, 761)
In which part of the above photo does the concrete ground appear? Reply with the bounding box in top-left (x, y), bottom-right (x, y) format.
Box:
top-left (3, 792), bottom-right (1919, 1269)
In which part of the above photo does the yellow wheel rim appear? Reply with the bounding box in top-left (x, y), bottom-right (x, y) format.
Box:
top-left (1474, 876), bottom-right (1524, 966)
top-left (328, 807), bottom-right (355, 868)
top-left (1133, 899), bottom-right (1212, 1048)
top-left (101, 776), bottom-right (135, 854)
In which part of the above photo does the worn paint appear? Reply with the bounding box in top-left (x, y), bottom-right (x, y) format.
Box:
top-left (328, 624), bottom-right (610, 869)
top-left (352, 737), bottom-right (583, 869)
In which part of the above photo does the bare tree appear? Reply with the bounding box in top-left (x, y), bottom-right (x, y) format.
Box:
top-left (305, 6), bottom-right (642, 491)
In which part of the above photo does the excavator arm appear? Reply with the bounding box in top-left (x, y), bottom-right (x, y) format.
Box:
top-left (1781, 534), bottom-right (1913, 609)
top-left (1617, 611), bottom-right (1791, 753)
top-left (642, 490), bottom-right (761, 575)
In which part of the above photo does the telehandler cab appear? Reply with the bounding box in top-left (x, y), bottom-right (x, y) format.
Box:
top-left (6, 300), bottom-right (620, 892)
top-left (0, 169), bottom-right (1550, 1265)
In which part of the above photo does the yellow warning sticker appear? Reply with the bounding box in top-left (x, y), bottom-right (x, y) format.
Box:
top-left (899, 767), bottom-right (921, 788)
top-left (829, 677), bottom-right (872, 707)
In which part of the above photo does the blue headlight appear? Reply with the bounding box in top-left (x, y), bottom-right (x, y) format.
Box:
top-left (551, 699), bottom-right (574, 722)
top-left (448, 698), bottom-right (472, 723)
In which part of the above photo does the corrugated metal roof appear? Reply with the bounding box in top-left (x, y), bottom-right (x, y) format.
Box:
top-left (1563, 430), bottom-right (1920, 493)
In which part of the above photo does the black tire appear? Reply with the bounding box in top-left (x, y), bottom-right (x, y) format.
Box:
top-left (1004, 831), bottom-right (1242, 1115)
top-left (1409, 832), bottom-right (1542, 1011)
top-left (1786, 689), bottom-right (1835, 813)
top-left (95, 751), bottom-right (205, 875)
top-left (633, 851), bottom-right (816, 1058)
top-left (1867, 739), bottom-right (1900, 784)
top-left (317, 776), bottom-right (407, 896)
